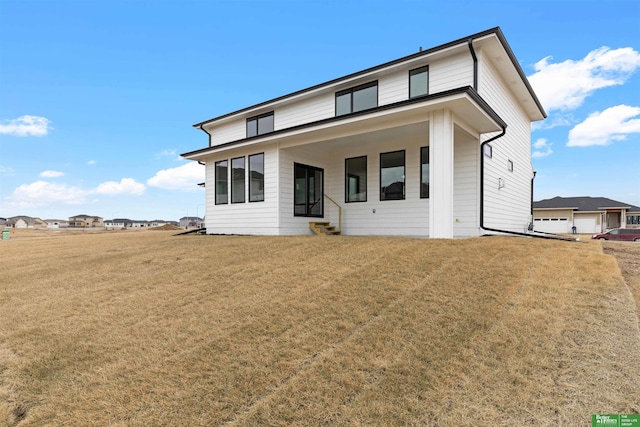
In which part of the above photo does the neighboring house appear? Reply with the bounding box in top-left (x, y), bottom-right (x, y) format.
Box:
top-left (105, 218), bottom-right (129, 228)
top-left (533, 196), bottom-right (640, 234)
top-left (45, 219), bottom-right (69, 229)
top-left (148, 220), bottom-right (172, 228)
top-left (179, 217), bottom-right (203, 228)
top-left (182, 27), bottom-right (546, 237)
top-left (68, 215), bottom-right (104, 228)
top-left (7, 216), bottom-right (48, 229)
top-left (0, 218), bottom-right (6, 228)
top-left (105, 219), bottom-right (178, 228)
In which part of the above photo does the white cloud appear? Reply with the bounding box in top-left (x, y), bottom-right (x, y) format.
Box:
top-left (531, 113), bottom-right (575, 131)
top-left (87, 160), bottom-right (96, 165)
top-left (147, 162), bottom-right (204, 191)
top-left (39, 170), bottom-right (65, 178)
top-left (0, 165), bottom-right (15, 175)
top-left (6, 177), bottom-right (147, 210)
top-left (8, 181), bottom-right (88, 208)
top-left (0, 115), bottom-right (52, 137)
top-left (567, 105), bottom-right (640, 147)
top-left (532, 138), bottom-right (553, 158)
top-left (156, 149), bottom-right (177, 159)
top-left (528, 47), bottom-right (640, 112)
top-left (94, 178), bottom-right (146, 195)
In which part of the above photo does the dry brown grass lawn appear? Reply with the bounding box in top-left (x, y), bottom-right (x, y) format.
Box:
top-left (0, 229), bottom-right (638, 426)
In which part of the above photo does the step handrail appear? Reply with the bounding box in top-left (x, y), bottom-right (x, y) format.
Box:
top-left (324, 194), bottom-right (342, 233)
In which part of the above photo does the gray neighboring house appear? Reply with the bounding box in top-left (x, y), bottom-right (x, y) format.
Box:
top-left (533, 196), bottom-right (640, 234)
top-left (180, 217), bottom-right (203, 228)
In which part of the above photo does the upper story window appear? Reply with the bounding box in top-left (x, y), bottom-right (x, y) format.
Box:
top-left (246, 112), bottom-right (274, 138)
top-left (336, 81), bottom-right (378, 116)
top-left (409, 66), bottom-right (429, 98)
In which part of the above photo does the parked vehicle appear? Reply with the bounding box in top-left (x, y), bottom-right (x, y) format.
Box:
top-left (592, 228), bottom-right (640, 242)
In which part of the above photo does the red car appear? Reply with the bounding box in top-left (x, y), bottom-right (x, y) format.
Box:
top-left (592, 228), bottom-right (640, 242)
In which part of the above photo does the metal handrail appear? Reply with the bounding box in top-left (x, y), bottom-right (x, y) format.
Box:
top-left (324, 194), bottom-right (342, 233)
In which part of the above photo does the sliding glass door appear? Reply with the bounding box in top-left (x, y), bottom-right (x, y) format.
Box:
top-left (294, 163), bottom-right (323, 217)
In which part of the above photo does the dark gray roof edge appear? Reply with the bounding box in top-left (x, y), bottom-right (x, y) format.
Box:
top-left (533, 196), bottom-right (640, 212)
top-left (182, 86), bottom-right (504, 158)
top-left (192, 27), bottom-right (544, 128)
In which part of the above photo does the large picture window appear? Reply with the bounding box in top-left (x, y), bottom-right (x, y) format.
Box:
top-left (249, 153), bottom-right (265, 202)
top-left (246, 112), bottom-right (274, 138)
top-left (231, 157), bottom-right (245, 203)
top-left (336, 81), bottom-right (378, 116)
top-left (345, 156), bottom-right (367, 202)
top-left (294, 163), bottom-right (323, 217)
top-left (409, 66), bottom-right (429, 98)
top-left (380, 150), bottom-right (405, 201)
top-left (215, 160), bottom-right (228, 205)
top-left (420, 147), bottom-right (429, 198)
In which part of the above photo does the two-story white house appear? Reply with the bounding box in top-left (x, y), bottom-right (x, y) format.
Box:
top-left (182, 27), bottom-right (546, 237)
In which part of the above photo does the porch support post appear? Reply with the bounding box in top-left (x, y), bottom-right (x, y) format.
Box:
top-left (429, 109), bottom-right (454, 238)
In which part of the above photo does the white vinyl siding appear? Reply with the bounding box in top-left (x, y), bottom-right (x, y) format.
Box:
top-left (206, 121), bottom-right (246, 147)
top-left (453, 126), bottom-right (480, 237)
top-left (275, 94), bottom-right (335, 130)
top-left (478, 50), bottom-right (533, 233)
top-left (429, 53), bottom-right (474, 93)
top-left (204, 144), bottom-right (280, 235)
top-left (378, 69), bottom-right (407, 105)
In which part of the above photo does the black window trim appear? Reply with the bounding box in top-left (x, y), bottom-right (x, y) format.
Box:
top-left (248, 152), bottom-right (265, 203)
top-left (420, 146), bottom-right (430, 199)
top-left (335, 80), bottom-right (378, 116)
top-left (344, 155), bottom-right (367, 203)
top-left (231, 156), bottom-right (246, 204)
top-left (246, 111), bottom-right (274, 137)
top-left (380, 149), bottom-right (406, 201)
top-left (409, 65), bottom-right (429, 99)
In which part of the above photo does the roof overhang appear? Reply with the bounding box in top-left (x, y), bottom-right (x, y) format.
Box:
top-left (533, 207), bottom-right (578, 211)
top-left (183, 87), bottom-right (504, 160)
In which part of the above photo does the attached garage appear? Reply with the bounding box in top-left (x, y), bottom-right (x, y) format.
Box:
top-left (573, 215), bottom-right (598, 234)
top-left (533, 218), bottom-right (569, 234)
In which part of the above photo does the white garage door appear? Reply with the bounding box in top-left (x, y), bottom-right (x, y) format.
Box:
top-left (533, 218), bottom-right (569, 234)
top-left (574, 217), bottom-right (597, 234)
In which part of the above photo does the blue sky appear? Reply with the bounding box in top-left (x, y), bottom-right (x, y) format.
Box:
top-left (1, 0), bottom-right (639, 221)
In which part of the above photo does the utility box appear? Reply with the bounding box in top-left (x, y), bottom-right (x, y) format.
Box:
top-left (2, 229), bottom-right (9, 241)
